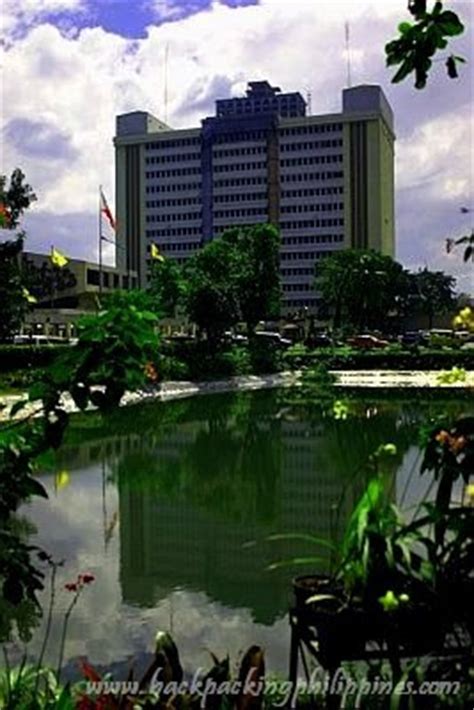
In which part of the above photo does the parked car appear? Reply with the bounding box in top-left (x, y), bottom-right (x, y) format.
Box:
top-left (224, 331), bottom-right (249, 345)
top-left (254, 331), bottom-right (292, 348)
top-left (305, 333), bottom-right (333, 348)
top-left (346, 334), bottom-right (390, 349)
top-left (398, 331), bottom-right (428, 347)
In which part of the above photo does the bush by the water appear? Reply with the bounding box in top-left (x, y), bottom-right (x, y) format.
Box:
top-left (0, 344), bottom-right (69, 372)
top-left (283, 346), bottom-right (474, 371)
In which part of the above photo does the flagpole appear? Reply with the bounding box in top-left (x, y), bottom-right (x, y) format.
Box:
top-left (99, 185), bottom-right (103, 297)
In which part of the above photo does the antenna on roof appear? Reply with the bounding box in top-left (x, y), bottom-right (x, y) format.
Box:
top-left (306, 87), bottom-right (312, 115)
top-left (164, 42), bottom-right (169, 123)
top-left (345, 21), bottom-right (352, 88)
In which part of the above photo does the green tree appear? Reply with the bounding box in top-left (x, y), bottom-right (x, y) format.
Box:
top-left (0, 235), bottom-right (28, 342)
top-left (0, 169), bottom-right (37, 230)
top-left (184, 239), bottom-right (239, 346)
top-left (0, 170), bottom-right (37, 341)
top-left (411, 267), bottom-right (457, 328)
top-left (315, 249), bottom-right (409, 332)
top-left (222, 224), bottom-right (281, 335)
top-left (147, 257), bottom-right (185, 318)
top-left (386, 1), bottom-right (465, 89)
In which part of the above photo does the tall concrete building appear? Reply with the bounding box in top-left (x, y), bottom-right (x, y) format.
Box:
top-left (114, 81), bottom-right (395, 313)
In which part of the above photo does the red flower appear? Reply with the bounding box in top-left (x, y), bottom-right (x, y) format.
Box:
top-left (81, 573), bottom-right (95, 584)
top-left (65, 582), bottom-right (78, 592)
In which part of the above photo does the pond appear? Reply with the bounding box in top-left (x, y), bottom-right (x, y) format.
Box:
top-left (15, 388), bottom-right (469, 678)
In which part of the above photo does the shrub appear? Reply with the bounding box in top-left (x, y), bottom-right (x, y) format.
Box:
top-left (0, 345), bottom-right (69, 373)
top-left (157, 355), bottom-right (190, 381)
top-left (248, 338), bottom-right (283, 374)
top-left (220, 346), bottom-right (252, 376)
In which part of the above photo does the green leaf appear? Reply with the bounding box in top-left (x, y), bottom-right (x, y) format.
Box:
top-left (9, 399), bottom-right (28, 417)
top-left (398, 22), bottom-right (413, 34)
top-left (392, 59), bottom-right (415, 84)
top-left (437, 11), bottom-right (464, 36)
top-left (24, 476), bottom-right (48, 499)
top-left (266, 556), bottom-right (326, 571)
top-left (446, 55), bottom-right (458, 78)
top-left (266, 533), bottom-right (337, 551)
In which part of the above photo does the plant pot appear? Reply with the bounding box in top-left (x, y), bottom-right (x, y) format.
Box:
top-left (292, 574), bottom-right (344, 609)
top-left (315, 606), bottom-right (368, 666)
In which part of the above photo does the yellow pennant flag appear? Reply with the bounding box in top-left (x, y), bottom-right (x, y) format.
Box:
top-left (150, 243), bottom-right (165, 262)
top-left (50, 247), bottom-right (69, 268)
top-left (22, 287), bottom-right (37, 304)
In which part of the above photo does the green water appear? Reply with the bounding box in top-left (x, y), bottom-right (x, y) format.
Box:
top-left (17, 388), bottom-right (467, 676)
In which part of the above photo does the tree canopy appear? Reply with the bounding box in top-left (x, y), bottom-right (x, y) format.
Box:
top-left (315, 249), bottom-right (410, 331)
top-left (184, 224), bottom-right (281, 343)
top-left (0, 169), bottom-right (38, 342)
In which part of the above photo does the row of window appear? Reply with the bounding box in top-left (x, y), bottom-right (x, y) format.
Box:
top-left (281, 218), bottom-right (344, 230)
top-left (145, 154), bottom-right (200, 165)
top-left (284, 298), bottom-right (320, 308)
top-left (146, 228), bottom-right (201, 237)
top-left (280, 124), bottom-right (343, 136)
top-left (281, 155), bottom-right (343, 167)
top-left (146, 198), bottom-right (201, 207)
top-left (281, 202), bottom-right (343, 214)
top-left (145, 183), bottom-right (201, 193)
top-left (282, 233), bottom-right (344, 244)
top-left (146, 212), bottom-right (201, 223)
top-left (281, 171), bottom-right (343, 182)
top-left (147, 242), bottom-right (200, 253)
top-left (282, 186), bottom-right (343, 197)
top-left (280, 250), bottom-right (335, 261)
top-left (213, 131), bottom-right (266, 143)
top-left (281, 267), bottom-right (316, 276)
top-left (280, 139), bottom-right (343, 151)
top-left (214, 146), bottom-right (266, 158)
top-left (145, 137), bottom-right (200, 150)
top-left (214, 177), bottom-right (266, 188)
top-left (215, 192), bottom-right (267, 203)
top-left (283, 283), bottom-right (314, 292)
top-left (214, 208), bottom-right (266, 218)
top-left (213, 162), bottom-right (267, 173)
top-left (146, 168), bottom-right (201, 178)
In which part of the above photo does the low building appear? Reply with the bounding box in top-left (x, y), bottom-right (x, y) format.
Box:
top-left (20, 251), bottom-right (137, 338)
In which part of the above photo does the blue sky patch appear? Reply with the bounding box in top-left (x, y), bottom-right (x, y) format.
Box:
top-left (31, 0), bottom-right (260, 40)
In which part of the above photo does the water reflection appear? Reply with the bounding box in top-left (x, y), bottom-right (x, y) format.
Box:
top-left (14, 389), bottom-right (465, 672)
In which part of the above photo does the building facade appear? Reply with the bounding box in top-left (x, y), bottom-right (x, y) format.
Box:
top-left (114, 81), bottom-right (395, 313)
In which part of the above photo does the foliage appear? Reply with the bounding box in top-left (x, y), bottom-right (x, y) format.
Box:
top-left (411, 267), bottom-right (457, 329)
top-left (453, 306), bottom-right (474, 332)
top-left (0, 170), bottom-right (37, 342)
top-left (314, 249), bottom-right (410, 331)
top-left (0, 235), bottom-right (29, 343)
top-left (385, 1), bottom-right (465, 89)
top-left (183, 225), bottom-right (281, 345)
top-left (248, 337), bottom-right (283, 375)
top-left (42, 290), bottom-right (159, 411)
top-left (447, 229), bottom-right (474, 263)
top-left (0, 169), bottom-right (37, 230)
top-left (282, 346), bottom-right (474, 372)
top-left (222, 224), bottom-right (281, 334)
top-left (184, 239), bottom-right (240, 346)
top-left (0, 345), bottom-right (69, 373)
top-left (0, 291), bottom-right (160, 642)
top-left (147, 257), bottom-right (185, 318)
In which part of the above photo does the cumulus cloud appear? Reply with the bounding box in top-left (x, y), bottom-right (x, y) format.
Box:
top-left (1, 0), bottom-right (472, 287)
top-left (4, 118), bottom-right (79, 161)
